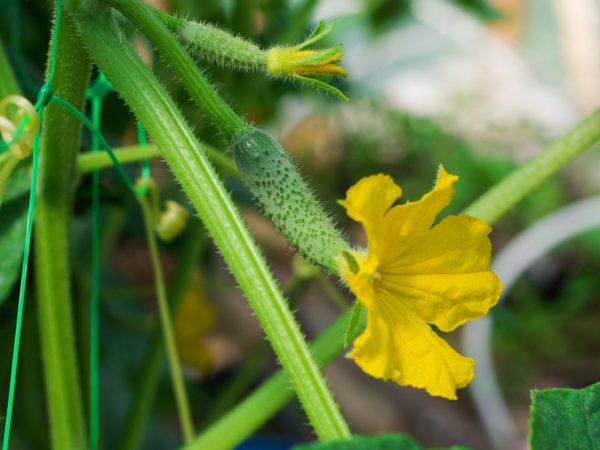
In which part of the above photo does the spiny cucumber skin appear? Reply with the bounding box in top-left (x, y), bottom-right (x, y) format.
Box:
top-left (180, 22), bottom-right (266, 71)
top-left (231, 129), bottom-right (346, 271)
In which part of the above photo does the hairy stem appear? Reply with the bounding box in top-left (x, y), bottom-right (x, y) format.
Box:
top-left (34, 13), bottom-right (90, 450)
top-left (107, 0), bottom-right (250, 139)
top-left (73, 10), bottom-right (350, 442)
top-left (189, 309), bottom-right (356, 450)
top-left (151, 8), bottom-right (266, 72)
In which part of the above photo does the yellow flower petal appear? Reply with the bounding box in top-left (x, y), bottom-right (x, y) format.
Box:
top-left (377, 165), bottom-right (458, 264)
top-left (339, 174), bottom-right (402, 256)
top-left (348, 296), bottom-right (474, 400)
top-left (377, 215), bottom-right (503, 331)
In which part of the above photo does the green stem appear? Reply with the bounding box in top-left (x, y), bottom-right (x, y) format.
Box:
top-left (34, 13), bottom-right (90, 450)
top-left (151, 8), bottom-right (266, 72)
top-left (138, 194), bottom-right (195, 444)
top-left (77, 144), bottom-right (160, 174)
top-left (118, 220), bottom-right (205, 450)
top-left (205, 274), bottom-right (310, 425)
top-left (464, 109), bottom-right (600, 223)
top-left (73, 11), bottom-right (350, 442)
top-left (76, 143), bottom-right (239, 177)
top-left (107, 0), bottom-right (250, 139)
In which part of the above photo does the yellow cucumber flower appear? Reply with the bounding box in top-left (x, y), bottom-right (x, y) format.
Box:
top-left (265, 21), bottom-right (348, 100)
top-left (337, 166), bottom-right (502, 399)
top-left (266, 47), bottom-right (347, 78)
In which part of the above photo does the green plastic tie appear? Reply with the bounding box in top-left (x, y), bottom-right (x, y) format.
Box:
top-left (85, 71), bottom-right (114, 450)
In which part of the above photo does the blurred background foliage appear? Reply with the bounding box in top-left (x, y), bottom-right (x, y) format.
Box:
top-left (1, 0), bottom-right (599, 449)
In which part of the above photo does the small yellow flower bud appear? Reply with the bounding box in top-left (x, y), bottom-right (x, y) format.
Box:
top-left (264, 21), bottom-right (348, 99)
top-left (266, 47), bottom-right (347, 78)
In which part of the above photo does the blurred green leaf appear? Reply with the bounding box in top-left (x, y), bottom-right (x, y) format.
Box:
top-left (0, 190), bottom-right (28, 304)
top-left (3, 162), bottom-right (31, 205)
top-left (529, 382), bottom-right (600, 450)
top-left (292, 434), bottom-right (469, 450)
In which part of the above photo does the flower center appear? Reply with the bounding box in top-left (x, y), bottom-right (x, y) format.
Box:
top-left (369, 271), bottom-right (381, 284)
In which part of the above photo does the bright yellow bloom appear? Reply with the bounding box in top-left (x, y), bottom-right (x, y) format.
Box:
top-left (337, 166), bottom-right (502, 399)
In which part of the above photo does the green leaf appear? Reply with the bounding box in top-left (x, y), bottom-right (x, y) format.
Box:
top-left (292, 75), bottom-right (348, 101)
top-left (344, 300), bottom-right (364, 347)
top-left (0, 191), bottom-right (28, 304)
top-left (295, 20), bottom-right (336, 50)
top-left (292, 433), bottom-right (469, 450)
top-left (529, 382), bottom-right (600, 450)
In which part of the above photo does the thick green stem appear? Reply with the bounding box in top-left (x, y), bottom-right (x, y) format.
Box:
top-left (118, 220), bottom-right (205, 450)
top-left (138, 194), bottom-right (195, 444)
top-left (73, 10), bottom-right (350, 442)
top-left (34, 13), bottom-right (90, 450)
top-left (465, 109), bottom-right (600, 223)
top-left (107, 0), bottom-right (250, 139)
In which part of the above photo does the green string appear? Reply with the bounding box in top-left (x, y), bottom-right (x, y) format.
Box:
top-left (51, 95), bottom-right (142, 196)
top-left (1, 0), bottom-right (62, 447)
top-left (86, 71), bottom-right (113, 450)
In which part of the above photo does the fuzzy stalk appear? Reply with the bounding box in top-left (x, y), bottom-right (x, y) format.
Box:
top-left (34, 13), bottom-right (90, 450)
top-left (106, 0), bottom-right (250, 139)
top-left (153, 8), bottom-right (266, 71)
top-left (72, 9), bottom-right (351, 442)
top-left (189, 308), bottom-right (358, 450)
